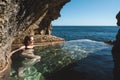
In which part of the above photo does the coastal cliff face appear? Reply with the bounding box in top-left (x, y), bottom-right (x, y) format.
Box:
top-left (116, 12), bottom-right (120, 26)
top-left (112, 11), bottom-right (120, 80)
top-left (0, 0), bottom-right (70, 78)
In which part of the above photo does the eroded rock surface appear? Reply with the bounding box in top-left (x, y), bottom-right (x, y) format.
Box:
top-left (0, 0), bottom-right (70, 79)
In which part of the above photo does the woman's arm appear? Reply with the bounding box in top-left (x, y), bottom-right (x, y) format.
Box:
top-left (10, 46), bottom-right (25, 57)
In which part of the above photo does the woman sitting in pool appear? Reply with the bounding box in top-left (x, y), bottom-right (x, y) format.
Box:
top-left (11, 35), bottom-right (41, 77)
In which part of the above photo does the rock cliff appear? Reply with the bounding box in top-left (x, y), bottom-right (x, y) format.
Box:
top-left (112, 11), bottom-right (120, 80)
top-left (0, 0), bottom-right (70, 79)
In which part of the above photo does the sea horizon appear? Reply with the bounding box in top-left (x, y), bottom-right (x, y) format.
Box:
top-left (53, 25), bottom-right (119, 27)
top-left (52, 26), bottom-right (119, 42)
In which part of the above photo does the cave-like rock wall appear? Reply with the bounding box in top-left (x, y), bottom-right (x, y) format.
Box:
top-left (22, 0), bottom-right (70, 36)
top-left (0, 0), bottom-right (70, 76)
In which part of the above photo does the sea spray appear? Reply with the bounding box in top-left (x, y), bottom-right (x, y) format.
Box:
top-left (61, 39), bottom-right (111, 57)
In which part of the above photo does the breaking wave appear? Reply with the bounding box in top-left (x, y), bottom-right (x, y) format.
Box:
top-left (61, 39), bottom-right (111, 60)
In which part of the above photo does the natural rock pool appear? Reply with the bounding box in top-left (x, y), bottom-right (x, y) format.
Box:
top-left (10, 39), bottom-right (113, 80)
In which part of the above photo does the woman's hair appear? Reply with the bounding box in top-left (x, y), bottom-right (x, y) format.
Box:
top-left (23, 35), bottom-right (32, 47)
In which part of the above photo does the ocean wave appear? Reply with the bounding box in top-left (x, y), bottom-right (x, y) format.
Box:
top-left (61, 39), bottom-right (111, 59)
top-left (66, 39), bottom-right (108, 44)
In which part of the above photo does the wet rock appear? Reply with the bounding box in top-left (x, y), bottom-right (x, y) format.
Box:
top-left (12, 35), bottom-right (65, 49)
top-left (104, 40), bottom-right (115, 45)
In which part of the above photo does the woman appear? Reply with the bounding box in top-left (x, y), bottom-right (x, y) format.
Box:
top-left (11, 35), bottom-right (41, 77)
top-left (20, 35), bottom-right (41, 66)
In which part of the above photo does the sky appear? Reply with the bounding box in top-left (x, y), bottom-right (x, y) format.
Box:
top-left (52, 0), bottom-right (120, 26)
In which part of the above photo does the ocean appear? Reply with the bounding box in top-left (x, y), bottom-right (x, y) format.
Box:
top-left (52, 26), bottom-right (119, 41)
top-left (50, 26), bottom-right (119, 80)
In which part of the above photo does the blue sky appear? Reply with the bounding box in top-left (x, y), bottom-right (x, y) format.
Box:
top-left (52, 0), bottom-right (120, 26)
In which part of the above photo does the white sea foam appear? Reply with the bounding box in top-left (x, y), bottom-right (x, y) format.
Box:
top-left (61, 39), bottom-right (111, 59)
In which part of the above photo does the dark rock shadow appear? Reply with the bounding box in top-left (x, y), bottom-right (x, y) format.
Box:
top-left (112, 11), bottom-right (120, 80)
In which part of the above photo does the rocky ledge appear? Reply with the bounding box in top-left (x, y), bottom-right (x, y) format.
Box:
top-left (12, 35), bottom-right (65, 49)
top-left (104, 40), bottom-right (115, 45)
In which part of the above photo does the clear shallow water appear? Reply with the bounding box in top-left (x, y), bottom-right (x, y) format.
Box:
top-left (34, 39), bottom-right (113, 80)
